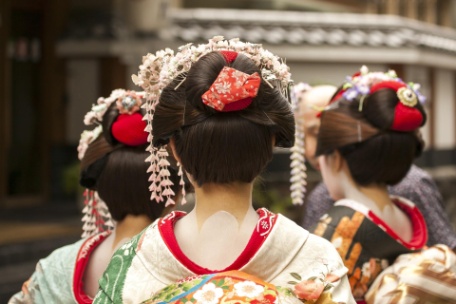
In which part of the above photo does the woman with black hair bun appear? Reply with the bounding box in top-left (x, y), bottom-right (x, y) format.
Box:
top-left (94, 37), bottom-right (355, 304)
top-left (310, 66), bottom-right (456, 303)
top-left (9, 89), bottom-right (179, 304)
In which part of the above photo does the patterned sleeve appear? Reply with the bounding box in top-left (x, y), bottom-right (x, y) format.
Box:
top-left (8, 240), bottom-right (83, 304)
top-left (301, 182), bottom-right (335, 229)
top-left (389, 165), bottom-right (456, 249)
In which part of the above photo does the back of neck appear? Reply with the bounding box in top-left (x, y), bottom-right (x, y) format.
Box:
top-left (174, 181), bottom-right (259, 270)
top-left (340, 171), bottom-right (412, 242)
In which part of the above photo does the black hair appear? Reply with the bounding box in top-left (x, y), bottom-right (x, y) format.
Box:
top-left (152, 51), bottom-right (295, 186)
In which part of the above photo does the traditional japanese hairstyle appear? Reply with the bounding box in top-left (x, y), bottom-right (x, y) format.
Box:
top-left (77, 89), bottom-right (172, 237)
top-left (132, 36), bottom-right (295, 206)
top-left (315, 66), bottom-right (427, 186)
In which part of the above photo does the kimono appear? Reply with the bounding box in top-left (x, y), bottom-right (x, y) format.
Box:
top-left (9, 231), bottom-right (111, 304)
top-left (311, 197), bottom-right (428, 302)
top-left (93, 208), bottom-right (355, 304)
top-left (365, 244), bottom-right (456, 303)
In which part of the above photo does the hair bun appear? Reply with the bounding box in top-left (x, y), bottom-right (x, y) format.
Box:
top-left (366, 81), bottom-right (425, 132)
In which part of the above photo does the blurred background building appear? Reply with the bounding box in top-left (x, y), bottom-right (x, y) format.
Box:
top-left (1, 0), bottom-right (456, 299)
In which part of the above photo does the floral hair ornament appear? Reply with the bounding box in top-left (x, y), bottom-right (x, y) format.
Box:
top-left (289, 82), bottom-right (311, 206)
top-left (324, 66), bottom-right (425, 132)
top-left (116, 90), bottom-right (142, 114)
top-left (370, 81), bottom-right (424, 132)
top-left (132, 36), bottom-right (293, 206)
top-left (202, 66), bottom-right (261, 111)
top-left (77, 89), bottom-right (147, 237)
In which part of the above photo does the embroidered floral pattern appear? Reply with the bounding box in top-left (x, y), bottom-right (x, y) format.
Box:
top-left (141, 271), bottom-right (279, 304)
top-left (234, 281), bottom-right (264, 298)
top-left (193, 282), bottom-right (224, 304)
top-left (285, 265), bottom-right (341, 303)
top-left (201, 67), bottom-right (261, 111)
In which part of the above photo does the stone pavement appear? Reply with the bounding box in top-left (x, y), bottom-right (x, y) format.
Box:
top-left (0, 202), bottom-right (81, 301)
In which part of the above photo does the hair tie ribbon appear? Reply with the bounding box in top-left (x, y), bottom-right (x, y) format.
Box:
top-left (202, 66), bottom-right (261, 112)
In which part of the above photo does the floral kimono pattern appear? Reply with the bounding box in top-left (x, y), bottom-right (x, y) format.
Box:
top-left (94, 209), bottom-right (355, 304)
top-left (141, 269), bottom-right (346, 304)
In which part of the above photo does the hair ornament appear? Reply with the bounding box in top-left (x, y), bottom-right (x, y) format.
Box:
top-left (83, 89), bottom-right (129, 125)
top-left (81, 190), bottom-right (115, 238)
top-left (131, 48), bottom-right (181, 207)
top-left (220, 50), bottom-right (238, 63)
top-left (111, 112), bottom-right (148, 146)
top-left (132, 36), bottom-right (292, 206)
top-left (357, 121), bottom-right (362, 142)
top-left (358, 95), bottom-right (367, 112)
top-left (116, 91), bottom-right (142, 114)
top-left (202, 67), bottom-right (261, 112)
top-left (77, 125), bottom-right (103, 161)
top-left (77, 89), bottom-right (147, 237)
top-left (289, 82), bottom-right (309, 206)
top-left (370, 80), bottom-right (424, 132)
top-left (290, 82), bottom-right (311, 112)
top-left (132, 36), bottom-right (292, 110)
top-left (397, 87), bottom-right (418, 107)
top-left (323, 66), bottom-right (425, 132)
top-left (331, 66), bottom-right (425, 105)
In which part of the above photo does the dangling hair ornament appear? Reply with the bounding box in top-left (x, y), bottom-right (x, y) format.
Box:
top-left (324, 65), bottom-right (425, 132)
top-left (132, 37), bottom-right (292, 206)
top-left (81, 190), bottom-right (114, 238)
top-left (289, 83), bottom-right (310, 205)
top-left (132, 48), bottom-right (181, 206)
top-left (78, 89), bottom-right (147, 237)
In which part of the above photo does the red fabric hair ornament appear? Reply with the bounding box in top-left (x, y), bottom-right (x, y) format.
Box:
top-left (200, 50), bottom-right (261, 112)
top-left (201, 66), bottom-right (261, 112)
top-left (370, 81), bottom-right (423, 132)
top-left (220, 50), bottom-right (238, 63)
top-left (111, 112), bottom-right (148, 146)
